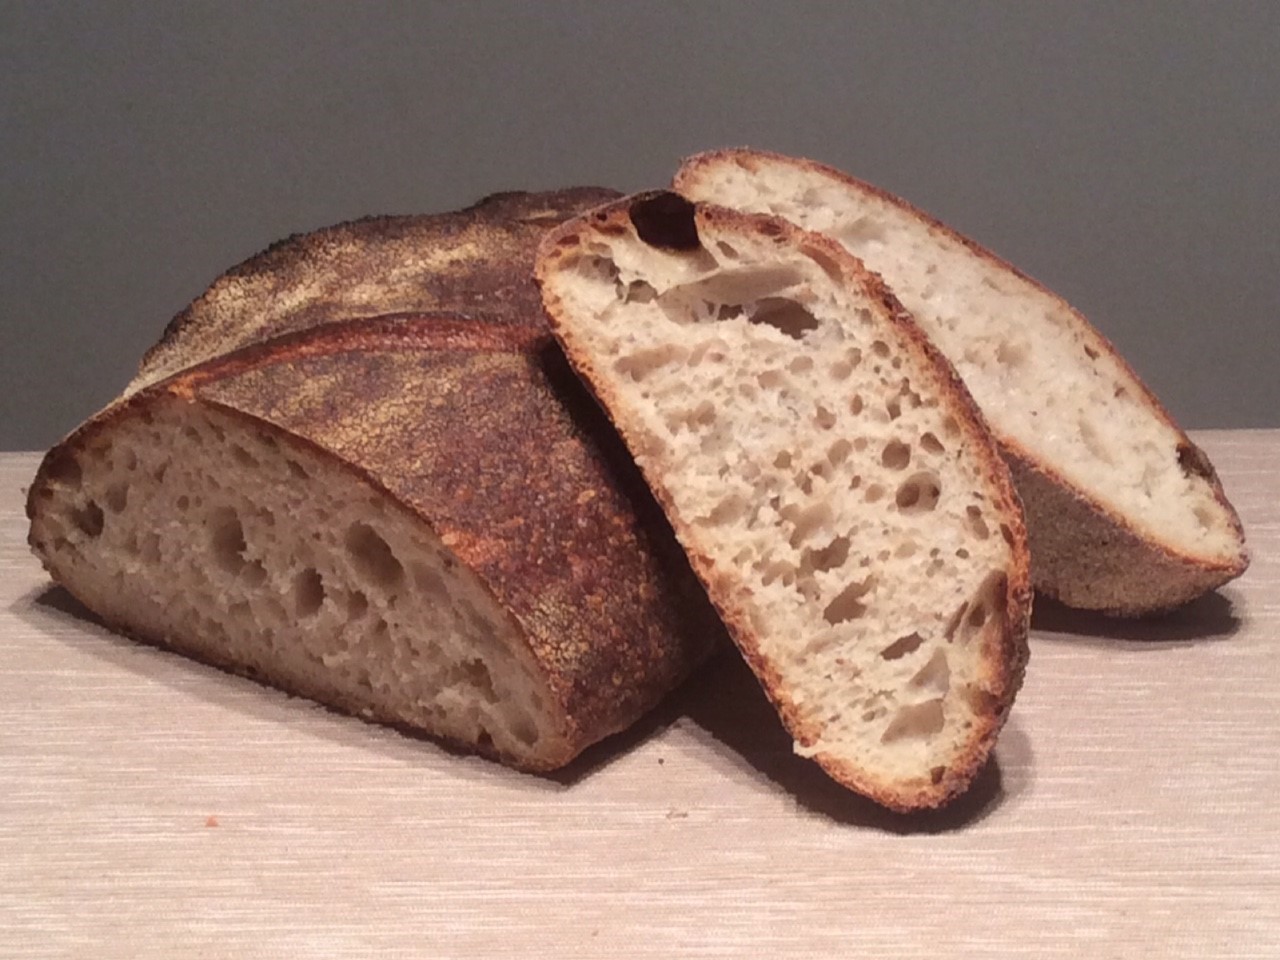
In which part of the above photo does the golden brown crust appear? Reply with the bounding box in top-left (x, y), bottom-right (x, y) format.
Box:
top-left (535, 194), bottom-right (1032, 811)
top-left (29, 314), bottom-right (720, 769)
top-left (130, 187), bottom-right (621, 394)
top-left (675, 148), bottom-right (1248, 613)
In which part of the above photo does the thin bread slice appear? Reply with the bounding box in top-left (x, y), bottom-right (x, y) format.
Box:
top-left (536, 193), bottom-right (1032, 810)
top-left (28, 315), bottom-right (718, 771)
top-left (675, 148), bottom-right (1248, 614)
top-left (129, 187), bottom-right (620, 396)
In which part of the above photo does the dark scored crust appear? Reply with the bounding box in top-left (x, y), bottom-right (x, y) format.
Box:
top-left (535, 194), bottom-right (1032, 810)
top-left (130, 187), bottom-right (621, 394)
top-left (675, 148), bottom-right (1248, 613)
top-left (29, 314), bottom-right (720, 770)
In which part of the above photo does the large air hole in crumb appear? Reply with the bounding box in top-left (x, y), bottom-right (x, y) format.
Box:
top-left (827, 439), bottom-right (852, 466)
top-left (881, 440), bottom-right (911, 471)
top-left (509, 711), bottom-right (539, 747)
top-left (920, 432), bottom-right (945, 455)
top-left (286, 459), bottom-right (309, 480)
top-left (623, 279), bottom-right (658, 303)
top-left (209, 508), bottom-right (246, 573)
top-left (823, 576), bottom-right (874, 624)
top-left (412, 562), bottom-right (447, 597)
top-left (616, 344), bottom-right (687, 382)
top-left (881, 699), bottom-right (945, 743)
top-left (788, 356), bottom-right (814, 374)
top-left (880, 631), bottom-right (925, 660)
top-left (813, 405), bottom-right (837, 430)
top-left (104, 483), bottom-right (129, 513)
top-left (72, 500), bottom-right (105, 537)
top-left (345, 522), bottom-right (404, 588)
top-left (802, 535), bottom-right (851, 573)
top-left (231, 445), bottom-right (258, 469)
top-left (242, 560), bottom-right (267, 588)
top-left (461, 659), bottom-right (497, 703)
top-left (849, 395), bottom-right (864, 416)
top-left (996, 340), bottom-right (1030, 367)
top-left (895, 472), bottom-right (942, 514)
top-left (963, 571), bottom-right (1009, 639)
top-left (294, 568), bottom-right (325, 616)
top-left (863, 483), bottom-right (886, 504)
top-left (785, 501), bottom-right (833, 547)
top-left (911, 649), bottom-right (951, 695)
top-left (47, 456), bottom-right (83, 489)
top-left (966, 506), bottom-right (990, 540)
top-left (757, 369), bottom-right (786, 390)
top-left (747, 297), bottom-right (820, 339)
top-left (704, 495), bottom-right (747, 527)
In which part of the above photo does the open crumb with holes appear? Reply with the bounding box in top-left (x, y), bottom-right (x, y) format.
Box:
top-left (536, 192), bottom-right (1032, 811)
top-left (676, 148), bottom-right (1248, 614)
top-left (26, 315), bottom-right (718, 771)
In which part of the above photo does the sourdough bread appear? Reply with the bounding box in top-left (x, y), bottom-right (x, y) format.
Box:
top-left (675, 149), bottom-right (1247, 614)
top-left (536, 193), bottom-right (1031, 810)
top-left (130, 187), bottom-right (620, 395)
top-left (28, 316), bottom-right (718, 770)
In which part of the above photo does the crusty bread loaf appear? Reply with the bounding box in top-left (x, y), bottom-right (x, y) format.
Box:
top-left (129, 187), bottom-right (621, 395)
top-left (28, 316), bottom-right (719, 770)
top-left (536, 193), bottom-right (1031, 810)
top-left (675, 149), bottom-right (1248, 614)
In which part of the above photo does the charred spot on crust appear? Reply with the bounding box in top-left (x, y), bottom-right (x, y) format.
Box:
top-left (629, 192), bottom-right (701, 252)
top-left (1176, 441), bottom-right (1217, 483)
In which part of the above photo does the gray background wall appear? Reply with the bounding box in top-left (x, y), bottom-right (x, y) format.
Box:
top-left (2, 1), bottom-right (1277, 450)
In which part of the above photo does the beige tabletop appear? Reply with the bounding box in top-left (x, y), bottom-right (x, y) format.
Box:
top-left (2, 433), bottom-right (1277, 959)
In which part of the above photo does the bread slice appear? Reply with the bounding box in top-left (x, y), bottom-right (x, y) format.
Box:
top-left (28, 315), bottom-right (718, 771)
top-left (675, 149), bottom-right (1248, 614)
top-left (536, 192), bottom-right (1032, 810)
top-left (129, 187), bottom-right (620, 395)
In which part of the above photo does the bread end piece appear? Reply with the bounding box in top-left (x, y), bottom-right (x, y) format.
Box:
top-left (675, 148), bottom-right (1248, 616)
top-left (28, 316), bottom-right (718, 771)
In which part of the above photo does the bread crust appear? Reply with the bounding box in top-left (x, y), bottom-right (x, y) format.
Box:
top-left (131, 187), bottom-right (621, 394)
top-left (675, 148), bottom-right (1248, 614)
top-left (536, 194), bottom-right (1032, 810)
top-left (29, 314), bottom-right (720, 770)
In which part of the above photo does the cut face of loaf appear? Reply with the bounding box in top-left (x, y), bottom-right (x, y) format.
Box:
top-left (536, 193), bottom-right (1032, 810)
top-left (28, 316), bottom-right (717, 771)
top-left (675, 149), bottom-right (1248, 614)
top-left (130, 187), bottom-right (621, 397)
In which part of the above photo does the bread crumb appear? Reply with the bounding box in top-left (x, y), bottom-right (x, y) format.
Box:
top-left (205, 815), bottom-right (219, 828)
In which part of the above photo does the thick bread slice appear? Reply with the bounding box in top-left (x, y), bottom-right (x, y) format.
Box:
top-left (675, 149), bottom-right (1248, 614)
top-left (536, 193), bottom-right (1032, 810)
top-left (28, 315), bottom-right (718, 771)
top-left (129, 187), bottom-right (620, 395)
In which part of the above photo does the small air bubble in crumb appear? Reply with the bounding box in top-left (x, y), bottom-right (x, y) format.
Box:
top-left (205, 815), bottom-right (219, 828)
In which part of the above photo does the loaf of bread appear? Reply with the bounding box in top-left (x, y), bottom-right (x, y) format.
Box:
top-left (537, 193), bottom-right (1031, 810)
top-left (28, 190), bottom-right (721, 771)
top-left (130, 187), bottom-right (621, 395)
top-left (675, 149), bottom-right (1248, 614)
